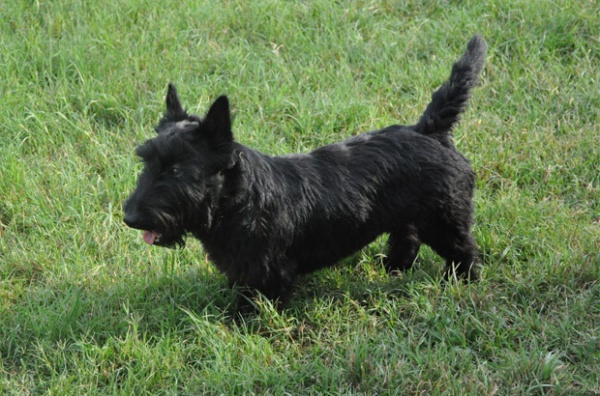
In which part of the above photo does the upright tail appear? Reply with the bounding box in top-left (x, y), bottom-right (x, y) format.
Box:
top-left (414, 35), bottom-right (487, 145)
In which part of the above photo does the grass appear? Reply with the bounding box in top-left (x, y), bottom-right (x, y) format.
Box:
top-left (1, 0), bottom-right (598, 394)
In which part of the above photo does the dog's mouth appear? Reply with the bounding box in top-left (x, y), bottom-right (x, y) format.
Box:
top-left (123, 211), bottom-right (184, 248)
top-left (138, 229), bottom-right (183, 248)
top-left (143, 230), bottom-right (161, 245)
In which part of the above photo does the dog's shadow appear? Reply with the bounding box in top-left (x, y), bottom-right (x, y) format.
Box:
top-left (158, 249), bottom-right (443, 329)
top-left (18, 247), bottom-right (447, 347)
top-left (225, 252), bottom-right (449, 338)
top-left (293, 253), bottom-right (443, 309)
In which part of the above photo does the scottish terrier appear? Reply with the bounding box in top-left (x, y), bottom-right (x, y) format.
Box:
top-left (124, 35), bottom-right (487, 313)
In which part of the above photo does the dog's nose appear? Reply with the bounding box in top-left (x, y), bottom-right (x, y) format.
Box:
top-left (123, 212), bottom-right (142, 229)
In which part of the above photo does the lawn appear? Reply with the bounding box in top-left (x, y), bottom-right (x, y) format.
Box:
top-left (1, 0), bottom-right (598, 394)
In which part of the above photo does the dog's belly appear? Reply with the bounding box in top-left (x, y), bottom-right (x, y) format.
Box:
top-left (290, 225), bottom-right (382, 274)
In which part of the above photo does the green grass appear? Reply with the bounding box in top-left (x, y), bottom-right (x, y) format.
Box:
top-left (1, 0), bottom-right (599, 394)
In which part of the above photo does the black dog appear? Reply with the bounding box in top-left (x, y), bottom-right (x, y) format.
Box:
top-left (124, 35), bottom-right (487, 313)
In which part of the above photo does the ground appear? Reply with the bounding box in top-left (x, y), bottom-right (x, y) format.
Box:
top-left (0, 0), bottom-right (598, 394)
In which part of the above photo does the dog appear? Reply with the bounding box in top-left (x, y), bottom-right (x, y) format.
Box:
top-left (124, 35), bottom-right (487, 314)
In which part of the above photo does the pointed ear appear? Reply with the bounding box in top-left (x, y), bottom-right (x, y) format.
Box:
top-left (204, 95), bottom-right (233, 143)
top-left (205, 96), bottom-right (231, 131)
top-left (165, 83), bottom-right (187, 120)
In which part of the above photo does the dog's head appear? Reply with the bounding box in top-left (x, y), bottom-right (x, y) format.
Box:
top-left (123, 84), bottom-right (236, 247)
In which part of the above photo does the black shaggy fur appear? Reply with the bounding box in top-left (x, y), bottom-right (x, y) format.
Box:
top-left (124, 35), bottom-right (487, 314)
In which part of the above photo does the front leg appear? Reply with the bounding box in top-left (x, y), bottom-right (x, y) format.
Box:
top-left (232, 260), bottom-right (297, 318)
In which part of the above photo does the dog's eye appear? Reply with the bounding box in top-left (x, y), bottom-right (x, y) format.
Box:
top-left (169, 166), bottom-right (182, 177)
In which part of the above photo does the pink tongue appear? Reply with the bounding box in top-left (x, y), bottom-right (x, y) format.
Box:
top-left (143, 231), bottom-right (158, 245)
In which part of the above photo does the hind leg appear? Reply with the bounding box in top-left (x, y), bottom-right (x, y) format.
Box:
top-left (423, 224), bottom-right (478, 281)
top-left (384, 224), bottom-right (421, 273)
top-left (441, 234), bottom-right (478, 282)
